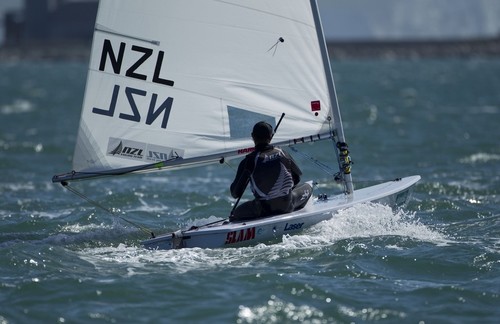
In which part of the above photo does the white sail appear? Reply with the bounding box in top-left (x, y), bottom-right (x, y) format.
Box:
top-left (57, 0), bottom-right (344, 181)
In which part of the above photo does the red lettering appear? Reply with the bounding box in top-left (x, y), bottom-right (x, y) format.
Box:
top-left (235, 229), bottom-right (245, 243)
top-left (225, 227), bottom-right (256, 245)
top-left (225, 231), bottom-right (235, 244)
top-left (237, 147), bottom-right (255, 155)
top-left (244, 227), bottom-right (255, 240)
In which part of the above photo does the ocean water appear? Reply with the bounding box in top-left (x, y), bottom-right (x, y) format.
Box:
top-left (0, 58), bottom-right (499, 323)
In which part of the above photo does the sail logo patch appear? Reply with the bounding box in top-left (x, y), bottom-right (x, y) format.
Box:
top-left (107, 138), bottom-right (182, 162)
top-left (107, 138), bottom-right (145, 160)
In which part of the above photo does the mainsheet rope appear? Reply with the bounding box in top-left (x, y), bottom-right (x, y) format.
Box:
top-left (61, 181), bottom-right (156, 238)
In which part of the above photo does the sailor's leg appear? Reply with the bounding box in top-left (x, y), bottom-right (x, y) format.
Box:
top-left (292, 182), bottom-right (313, 211)
top-left (230, 200), bottom-right (262, 221)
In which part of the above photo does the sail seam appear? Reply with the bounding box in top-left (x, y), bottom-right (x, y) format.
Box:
top-left (95, 24), bottom-right (160, 46)
top-left (214, 1), bottom-right (314, 28)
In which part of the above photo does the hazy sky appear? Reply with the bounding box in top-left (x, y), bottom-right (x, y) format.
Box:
top-left (1, 0), bottom-right (500, 44)
top-left (318, 0), bottom-right (500, 40)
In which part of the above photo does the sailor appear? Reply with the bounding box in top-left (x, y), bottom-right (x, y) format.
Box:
top-left (229, 121), bottom-right (312, 221)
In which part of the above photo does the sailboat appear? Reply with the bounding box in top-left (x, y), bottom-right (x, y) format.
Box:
top-left (52, 0), bottom-right (420, 250)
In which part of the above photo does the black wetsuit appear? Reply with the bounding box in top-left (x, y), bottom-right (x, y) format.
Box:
top-left (230, 143), bottom-right (312, 221)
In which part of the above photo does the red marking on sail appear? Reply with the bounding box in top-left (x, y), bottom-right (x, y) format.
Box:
top-left (311, 100), bottom-right (321, 111)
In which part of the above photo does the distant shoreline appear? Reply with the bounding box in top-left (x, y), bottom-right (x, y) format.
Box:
top-left (1, 37), bottom-right (500, 61)
top-left (0, 41), bottom-right (92, 62)
top-left (327, 36), bottom-right (500, 59)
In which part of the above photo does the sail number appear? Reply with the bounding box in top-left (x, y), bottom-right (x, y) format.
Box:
top-left (99, 39), bottom-right (174, 86)
top-left (92, 39), bottom-right (175, 129)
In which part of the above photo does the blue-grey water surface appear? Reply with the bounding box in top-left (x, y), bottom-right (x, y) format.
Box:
top-left (0, 58), bottom-right (499, 323)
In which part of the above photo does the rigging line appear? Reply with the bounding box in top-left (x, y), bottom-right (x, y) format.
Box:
top-left (187, 218), bottom-right (228, 231)
top-left (224, 160), bottom-right (236, 171)
top-left (288, 146), bottom-right (336, 176)
top-left (61, 182), bottom-right (156, 238)
top-left (351, 178), bottom-right (403, 185)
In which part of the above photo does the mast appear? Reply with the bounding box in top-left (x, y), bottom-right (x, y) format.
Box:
top-left (310, 0), bottom-right (354, 194)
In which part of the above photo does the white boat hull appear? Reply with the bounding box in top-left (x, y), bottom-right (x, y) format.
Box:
top-left (142, 175), bottom-right (420, 250)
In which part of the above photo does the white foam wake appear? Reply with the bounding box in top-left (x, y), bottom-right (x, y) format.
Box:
top-left (76, 203), bottom-right (448, 275)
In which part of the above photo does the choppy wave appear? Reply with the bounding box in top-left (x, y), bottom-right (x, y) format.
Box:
top-left (2, 59), bottom-right (499, 323)
top-left (0, 99), bottom-right (34, 115)
top-left (459, 152), bottom-right (500, 164)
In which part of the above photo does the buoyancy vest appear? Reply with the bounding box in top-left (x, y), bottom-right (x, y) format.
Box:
top-left (250, 147), bottom-right (294, 200)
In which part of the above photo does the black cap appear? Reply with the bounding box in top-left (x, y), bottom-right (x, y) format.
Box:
top-left (252, 121), bottom-right (273, 142)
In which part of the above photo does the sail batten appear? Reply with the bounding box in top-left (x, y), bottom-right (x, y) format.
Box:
top-left (95, 24), bottom-right (161, 46)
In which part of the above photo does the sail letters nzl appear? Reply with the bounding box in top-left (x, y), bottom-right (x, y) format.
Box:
top-left (92, 39), bottom-right (175, 129)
